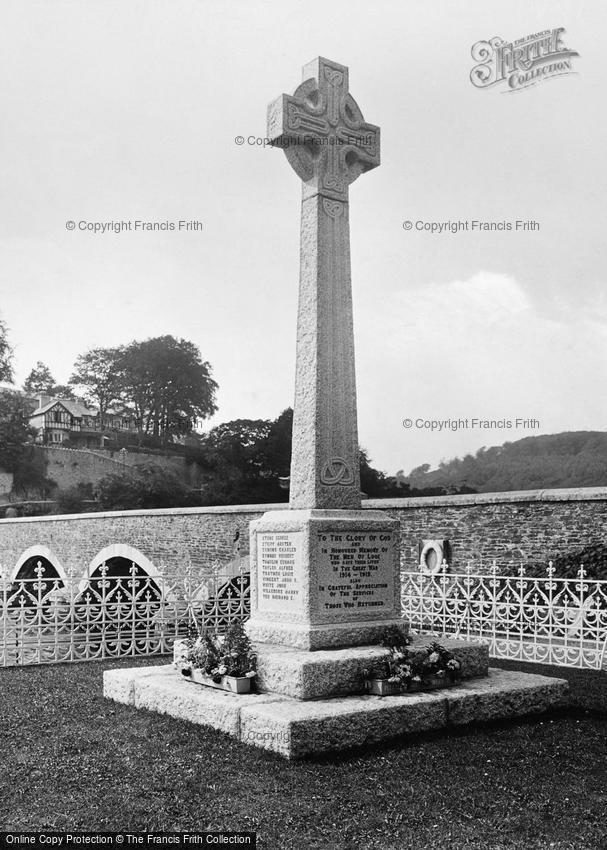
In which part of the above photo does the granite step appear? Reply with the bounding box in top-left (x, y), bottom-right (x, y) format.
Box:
top-left (104, 664), bottom-right (568, 759)
top-left (254, 636), bottom-right (490, 700)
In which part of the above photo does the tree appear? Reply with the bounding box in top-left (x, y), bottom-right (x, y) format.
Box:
top-left (0, 390), bottom-right (35, 472)
top-left (0, 317), bottom-right (14, 383)
top-left (203, 419), bottom-right (272, 470)
top-left (119, 336), bottom-right (218, 442)
top-left (50, 384), bottom-right (76, 400)
top-left (401, 431), bottom-right (607, 493)
top-left (197, 417), bottom-right (285, 505)
top-left (96, 462), bottom-right (196, 510)
top-left (69, 347), bottom-right (124, 415)
top-left (360, 448), bottom-right (390, 498)
top-left (265, 408), bottom-right (293, 477)
top-left (11, 446), bottom-right (55, 499)
top-left (23, 363), bottom-right (76, 401)
top-left (0, 390), bottom-right (54, 496)
top-left (55, 482), bottom-right (94, 514)
top-left (196, 409), bottom-right (400, 505)
top-left (23, 361), bottom-right (57, 395)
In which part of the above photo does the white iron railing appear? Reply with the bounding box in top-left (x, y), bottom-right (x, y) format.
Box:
top-left (3, 558), bottom-right (607, 671)
top-left (401, 562), bottom-right (607, 670)
top-left (0, 559), bottom-right (250, 667)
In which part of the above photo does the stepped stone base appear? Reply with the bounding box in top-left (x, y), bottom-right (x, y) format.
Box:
top-left (254, 636), bottom-right (489, 699)
top-left (104, 665), bottom-right (569, 760)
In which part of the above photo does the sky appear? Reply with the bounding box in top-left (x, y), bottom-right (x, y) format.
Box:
top-left (1, 1), bottom-right (605, 476)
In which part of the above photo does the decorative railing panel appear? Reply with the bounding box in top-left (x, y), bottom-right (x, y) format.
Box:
top-left (0, 559), bottom-right (250, 667)
top-left (3, 558), bottom-right (607, 670)
top-left (401, 562), bottom-right (607, 670)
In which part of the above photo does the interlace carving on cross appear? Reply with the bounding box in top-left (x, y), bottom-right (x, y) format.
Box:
top-left (267, 57), bottom-right (380, 200)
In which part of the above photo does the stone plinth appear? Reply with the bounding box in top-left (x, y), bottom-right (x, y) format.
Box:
top-left (246, 509), bottom-right (406, 650)
top-left (105, 665), bottom-right (569, 760)
top-left (254, 636), bottom-right (490, 700)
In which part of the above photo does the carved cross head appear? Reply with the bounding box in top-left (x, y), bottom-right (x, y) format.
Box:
top-left (267, 57), bottom-right (380, 200)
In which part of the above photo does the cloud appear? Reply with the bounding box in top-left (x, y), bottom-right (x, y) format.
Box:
top-left (356, 272), bottom-right (607, 472)
top-left (409, 271), bottom-right (530, 328)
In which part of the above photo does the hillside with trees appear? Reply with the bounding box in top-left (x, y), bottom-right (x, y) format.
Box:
top-left (403, 432), bottom-right (607, 493)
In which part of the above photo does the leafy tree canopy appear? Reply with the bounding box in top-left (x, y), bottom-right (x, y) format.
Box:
top-left (23, 361), bottom-right (57, 395)
top-left (119, 336), bottom-right (218, 442)
top-left (195, 409), bottom-right (425, 505)
top-left (0, 390), bottom-right (35, 472)
top-left (0, 317), bottom-right (14, 383)
top-left (51, 384), bottom-right (76, 400)
top-left (265, 408), bottom-right (293, 477)
top-left (69, 347), bottom-right (124, 415)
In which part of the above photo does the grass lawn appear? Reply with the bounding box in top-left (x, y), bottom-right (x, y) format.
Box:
top-left (1, 657), bottom-right (606, 849)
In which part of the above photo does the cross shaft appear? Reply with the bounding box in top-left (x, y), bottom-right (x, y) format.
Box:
top-left (268, 58), bottom-right (380, 509)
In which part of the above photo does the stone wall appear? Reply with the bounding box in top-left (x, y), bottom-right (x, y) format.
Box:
top-left (0, 488), bottom-right (606, 587)
top-left (0, 471), bottom-right (13, 500)
top-left (0, 504), bottom-right (263, 587)
top-left (377, 487), bottom-right (607, 572)
top-left (38, 446), bottom-right (206, 492)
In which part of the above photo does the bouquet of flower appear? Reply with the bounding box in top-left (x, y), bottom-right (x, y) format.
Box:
top-left (366, 630), bottom-right (463, 692)
top-left (421, 641), bottom-right (462, 683)
top-left (380, 626), bottom-right (415, 689)
top-left (181, 620), bottom-right (257, 683)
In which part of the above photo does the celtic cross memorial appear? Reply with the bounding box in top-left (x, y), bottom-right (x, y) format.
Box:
top-left (268, 56), bottom-right (380, 510)
top-left (246, 58), bottom-right (405, 651)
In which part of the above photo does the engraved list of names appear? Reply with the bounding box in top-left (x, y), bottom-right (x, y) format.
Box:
top-left (258, 532), bottom-right (303, 613)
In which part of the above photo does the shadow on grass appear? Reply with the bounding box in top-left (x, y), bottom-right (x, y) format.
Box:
top-left (1, 657), bottom-right (606, 850)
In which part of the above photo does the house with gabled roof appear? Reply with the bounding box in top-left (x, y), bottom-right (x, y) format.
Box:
top-left (29, 395), bottom-right (138, 449)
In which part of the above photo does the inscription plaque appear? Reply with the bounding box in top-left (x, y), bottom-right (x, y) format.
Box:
top-left (316, 531), bottom-right (395, 615)
top-left (257, 531), bottom-right (303, 612)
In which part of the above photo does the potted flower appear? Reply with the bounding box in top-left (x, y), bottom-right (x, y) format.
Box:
top-left (177, 621), bottom-right (257, 694)
top-left (365, 626), bottom-right (414, 696)
top-left (365, 631), bottom-right (462, 696)
top-left (419, 640), bottom-right (462, 690)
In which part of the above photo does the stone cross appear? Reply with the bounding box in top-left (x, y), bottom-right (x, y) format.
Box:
top-left (267, 57), bottom-right (380, 511)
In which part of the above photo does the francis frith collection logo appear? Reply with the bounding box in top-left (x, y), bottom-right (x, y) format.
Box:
top-left (470, 27), bottom-right (579, 91)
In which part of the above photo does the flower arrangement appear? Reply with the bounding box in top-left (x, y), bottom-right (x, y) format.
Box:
top-left (365, 629), bottom-right (462, 695)
top-left (381, 625), bottom-right (414, 690)
top-left (419, 640), bottom-right (463, 686)
top-left (179, 620), bottom-right (257, 685)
